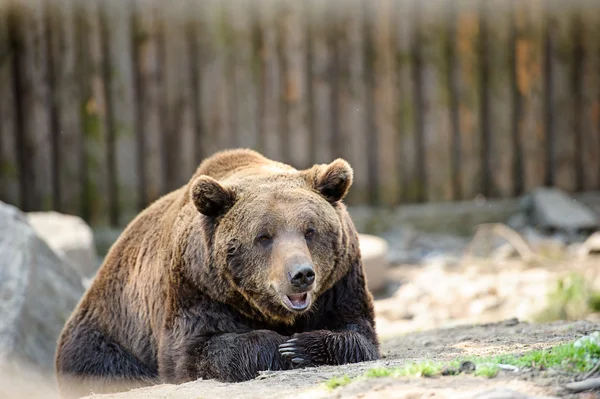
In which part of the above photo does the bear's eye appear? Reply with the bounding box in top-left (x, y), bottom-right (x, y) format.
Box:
top-left (305, 227), bottom-right (316, 240)
top-left (257, 234), bottom-right (272, 245)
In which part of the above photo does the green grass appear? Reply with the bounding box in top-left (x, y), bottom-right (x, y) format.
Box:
top-left (324, 375), bottom-right (353, 389)
top-left (323, 333), bottom-right (600, 390)
top-left (365, 361), bottom-right (443, 378)
top-left (473, 363), bottom-right (499, 378)
top-left (490, 334), bottom-right (600, 373)
top-left (535, 273), bottom-right (600, 322)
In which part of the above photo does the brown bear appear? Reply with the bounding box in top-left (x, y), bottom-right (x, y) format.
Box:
top-left (55, 149), bottom-right (379, 398)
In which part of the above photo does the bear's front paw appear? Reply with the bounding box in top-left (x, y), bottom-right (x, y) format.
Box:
top-left (278, 338), bottom-right (313, 368)
top-left (278, 331), bottom-right (330, 368)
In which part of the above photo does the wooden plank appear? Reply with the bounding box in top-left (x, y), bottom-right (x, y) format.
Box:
top-left (75, 0), bottom-right (110, 226)
top-left (132, 0), bottom-right (165, 205)
top-left (199, 0), bottom-right (234, 157)
top-left (547, 1), bottom-right (577, 192)
top-left (0, 6), bottom-right (20, 207)
top-left (161, 2), bottom-right (196, 190)
top-left (279, 0), bottom-right (310, 169)
top-left (369, 0), bottom-right (399, 206)
top-left (105, 0), bottom-right (139, 224)
top-left (258, 0), bottom-right (283, 162)
top-left (452, 0), bottom-right (482, 200)
top-left (185, 0), bottom-right (204, 166)
top-left (10, 1), bottom-right (54, 211)
top-left (335, 0), bottom-right (368, 204)
top-left (513, 0), bottom-right (546, 192)
top-left (48, 0), bottom-right (84, 215)
top-left (394, 0), bottom-right (418, 203)
top-left (308, 0), bottom-right (333, 165)
top-left (100, 0), bottom-right (139, 226)
top-left (577, 3), bottom-right (600, 191)
top-left (416, 0), bottom-right (453, 202)
top-left (230, 0), bottom-right (260, 151)
top-left (485, 0), bottom-right (514, 198)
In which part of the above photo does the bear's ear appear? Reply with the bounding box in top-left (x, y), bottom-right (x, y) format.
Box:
top-left (313, 158), bottom-right (353, 203)
top-left (190, 176), bottom-right (236, 217)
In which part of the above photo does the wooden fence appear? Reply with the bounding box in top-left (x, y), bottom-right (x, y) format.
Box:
top-left (1, 0), bottom-right (600, 227)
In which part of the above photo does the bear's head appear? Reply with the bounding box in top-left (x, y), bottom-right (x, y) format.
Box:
top-left (189, 159), bottom-right (355, 323)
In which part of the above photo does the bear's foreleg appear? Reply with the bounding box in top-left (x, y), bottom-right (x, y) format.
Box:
top-left (160, 329), bottom-right (291, 383)
top-left (56, 323), bottom-right (158, 399)
top-left (278, 325), bottom-right (379, 367)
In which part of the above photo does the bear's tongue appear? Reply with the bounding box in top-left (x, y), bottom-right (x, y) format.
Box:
top-left (287, 293), bottom-right (308, 307)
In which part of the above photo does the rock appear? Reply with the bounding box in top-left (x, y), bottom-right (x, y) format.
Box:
top-left (381, 226), bottom-right (468, 266)
top-left (527, 188), bottom-right (599, 237)
top-left (474, 388), bottom-right (558, 399)
top-left (359, 234), bottom-right (389, 293)
top-left (506, 213), bottom-right (528, 231)
top-left (0, 202), bottom-right (84, 373)
top-left (27, 211), bottom-right (100, 279)
top-left (582, 232), bottom-right (600, 256)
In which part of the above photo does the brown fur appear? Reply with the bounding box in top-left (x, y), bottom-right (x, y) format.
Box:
top-left (55, 149), bottom-right (379, 398)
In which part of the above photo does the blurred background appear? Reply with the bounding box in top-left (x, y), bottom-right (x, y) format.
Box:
top-left (1, 0), bottom-right (600, 397)
top-left (2, 0), bottom-right (600, 224)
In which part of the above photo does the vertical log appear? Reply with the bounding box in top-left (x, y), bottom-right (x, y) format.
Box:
top-left (10, 0), bottom-right (54, 211)
top-left (279, 0), bottom-right (310, 169)
top-left (162, 2), bottom-right (196, 190)
top-left (186, 0), bottom-right (204, 165)
top-left (416, 0), bottom-right (453, 202)
top-left (257, 0), bottom-right (283, 162)
top-left (48, 0), bottom-right (84, 215)
top-left (514, 0), bottom-right (546, 192)
top-left (576, 2), bottom-right (600, 190)
top-left (132, 0), bottom-right (166, 204)
top-left (369, 0), bottom-right (399, 206)
top-left (336, 0), bottom-right (368, 204)
top-left (485, 0), bottom-right (515, 198)
top-left (547, 1), bottom-right (577, 191)
top-left (395, 0), bottom-right (419, 203)
top-left (453, 0), bottom-right (483, 200)
top-left (0, 6), bottom-right (20, 207)
top-left (76, 0), bottom-right (110, 226)
top-left (199, 0), bottom-right (234, 157)
top-left (231, 0), bottom-right (260, 151)
top-left (101, 0), bottom-right (139, 225)
top-left (308, 0), bottom-right (333, 165)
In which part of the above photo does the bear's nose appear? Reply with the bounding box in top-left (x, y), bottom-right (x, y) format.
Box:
top-left (289, 264), bottom-right (315, 289)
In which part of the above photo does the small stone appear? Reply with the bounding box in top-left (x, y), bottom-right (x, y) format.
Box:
top-left (440, 365), bottom-right (459, 376)
top-left (502, 318), bottom-right (520, 326)
top-left (459, 360), bottom-right (476, 374)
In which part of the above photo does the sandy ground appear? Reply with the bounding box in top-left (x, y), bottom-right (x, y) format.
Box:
top-left (82, 319), bottom-right (599, 399)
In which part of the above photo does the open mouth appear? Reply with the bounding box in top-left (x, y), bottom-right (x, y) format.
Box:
top-left (281, 292), bottom-right (311, 312)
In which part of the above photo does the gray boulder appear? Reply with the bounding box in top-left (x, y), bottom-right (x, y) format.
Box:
top-left (0, 201), bottom-right (84, 374)
top-left (525, 188), bottom-right (599, 237)
top-left (27, 211), bottom-right (100, 279)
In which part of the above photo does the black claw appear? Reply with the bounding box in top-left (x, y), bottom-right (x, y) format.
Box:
top-left (287, 338), bottom-right (298, 343)
top-left (291, 357), bottom-right (304, 364)
top-left (280, 351), bottom-right (295, 357)
top-left (279, 343), bottom-right (296, 350)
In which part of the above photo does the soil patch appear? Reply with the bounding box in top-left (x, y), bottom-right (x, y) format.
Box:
top-left (87, 320), bottom-right (599, 399)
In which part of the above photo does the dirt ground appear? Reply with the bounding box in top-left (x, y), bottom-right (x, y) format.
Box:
top-left (86, 319), bottom-right (600, 399)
